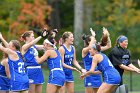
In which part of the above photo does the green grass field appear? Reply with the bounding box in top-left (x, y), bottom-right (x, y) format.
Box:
top-left (42, 68), bottom-right (140, 93)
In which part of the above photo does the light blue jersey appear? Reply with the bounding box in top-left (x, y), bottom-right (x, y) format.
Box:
top-left (24, 45), bottom-right (44, 84)
top-left (83, 52), bottom-right (102, 88)
top-left (62, 45), bottom-right (74, 82)
top-left (46, 50), bottom-right (65, 86)
top-left (0, 64), bottom-right (10, 91)
top-left (97, 53), bottom-right (121, 85)
top-left (8, 51), bottom-right (29, 91)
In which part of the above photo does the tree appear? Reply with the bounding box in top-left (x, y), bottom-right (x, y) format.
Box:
top-left (81, 0), bottom-right (140, 58)
top-left (0, 0), bottom-right (20, 33)
top-left (83, 0), bottom-right (94, 33)
top-left (74, 0), bottom-right (84, 60)
top-left (10, 0), bottom-right (52, 38)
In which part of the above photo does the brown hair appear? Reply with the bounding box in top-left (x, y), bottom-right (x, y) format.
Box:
top-left (82, 34), bottom-right (91, 47)
top-left (100, 34), bottom-right (108, 46)
top-left (20, 31), bottom-right (33, 41)
top-left (92, 43), bottom-right (101, 52)
top-left (62, 32), bottom-right (73, 43)
top-left (11, 40), bottom-right (21, 51)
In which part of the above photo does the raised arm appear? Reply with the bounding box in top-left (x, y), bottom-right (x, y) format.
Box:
top-left (100, 27), bottom-right (111, 51)
top-left (0, 32), bottom-right (9, 47)
top-left (0, 44), bottom-right (14, 55)
top-left (82, 36), bottom-right (96, 57)
top-left (22, 36), bottom-right (42, 53)
top-left (35, 45), bottom-right (44, 51)
top-left (0, 44), bottom-right (17, 61)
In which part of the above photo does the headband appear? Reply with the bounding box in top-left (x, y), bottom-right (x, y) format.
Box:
top-left (92, 44), bottom-right (97, 50)
top-left (44, 39), bottom-right (53, 46)
top-left (118, 36), bottom-right (128, 43)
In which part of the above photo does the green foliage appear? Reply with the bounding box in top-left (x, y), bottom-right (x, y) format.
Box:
top-left (59, 0), bottom-right (74, 28)
top-left (0, 0), bottom-right (20, 32)
top-left (58, 0), bottom-right (140, 59)
top-left (0, 0), bottom-right (140, 59)
top-left (89, 0), bottom-right (140, 59)
top-left (89, 0), bottom-right (140, 31)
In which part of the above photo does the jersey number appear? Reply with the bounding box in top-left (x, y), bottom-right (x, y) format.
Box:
top-left (108, 59), bottom-right (113, 67)
top-left (69, 58), bottom-right (72, 65)
top-left (18, 62), bottom-right (25, 73)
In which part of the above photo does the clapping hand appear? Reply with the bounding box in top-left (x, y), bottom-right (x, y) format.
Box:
top-left (80, 72), bottom-right (87, 80)
top-left (103, 27), bottom-right (110, 36)
top-left (41, 28), bottom-right (49, 38)
top-left (81, 68), bottom-right (87, 73)
top-left (90, 28), bottom-right (96, 37)
top-left (72, 67), bottom-right (82, 75)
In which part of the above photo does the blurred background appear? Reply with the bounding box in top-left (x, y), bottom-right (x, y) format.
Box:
top-left (0, 0), bottom-right (140, 93)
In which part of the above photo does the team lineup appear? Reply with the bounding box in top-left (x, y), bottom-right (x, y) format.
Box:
top-left (0, 27), bottom-right (140, 93)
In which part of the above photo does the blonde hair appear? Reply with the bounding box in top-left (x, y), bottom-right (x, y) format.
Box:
top-left (62, 32), bottom-right (73, 43)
